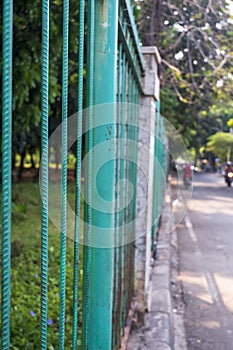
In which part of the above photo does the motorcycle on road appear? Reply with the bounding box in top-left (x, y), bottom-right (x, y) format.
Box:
top-left (224, 161), bottom-right (233, 187)
top-left (225, 171), bottom-right (233, 187)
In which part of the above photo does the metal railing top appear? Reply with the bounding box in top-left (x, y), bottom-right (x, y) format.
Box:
top-left (121, 0), bottom-right (145, 73)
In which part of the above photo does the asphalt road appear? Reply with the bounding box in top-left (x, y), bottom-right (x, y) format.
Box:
top-left (177, 172), bottom-right (233, 350)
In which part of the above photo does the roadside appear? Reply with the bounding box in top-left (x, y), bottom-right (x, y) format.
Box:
top-left (127, 178), bottom-right (188, 350)
top-left (177, 172), bottom-right (233, 350)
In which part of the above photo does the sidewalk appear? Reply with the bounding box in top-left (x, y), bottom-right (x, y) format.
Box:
top-left (126, 183), bottom-right (187, 350)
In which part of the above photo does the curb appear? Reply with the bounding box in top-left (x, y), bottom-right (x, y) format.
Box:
top-left (127, 181), bottom-right (188, 350)
top-left (127, 186), bottom-right (174, 350)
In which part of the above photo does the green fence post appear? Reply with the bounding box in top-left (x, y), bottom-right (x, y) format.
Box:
top-left (120, 51), bottom-right (126, 337)
top-left (72, 0), bottom-right (85, 348)
top-left (82, 0), bottom-right (94, 346)
top-left (2, 1), bottom-right (13, 348)
top-left (112, 42), bottom-right (123, 349)
top-left (158, 105), bottom-right (164, 214)
top-left (59, 1), bottom-right (69, 349)
top-left (40, 0), bottom-right (49, 348)
top-left (160, 117), bottom-right (165, 197)
top-left (151, 100), bottom-right (161, 246)
top-left (156, 100), bottom-right (162, 221)
top-left (82, 1), bottom-right (119, 348)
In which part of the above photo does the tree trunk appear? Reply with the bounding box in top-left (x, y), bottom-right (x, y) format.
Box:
top-left (17, 151), bottom-right (26, 181)
top-left (12, 153), bottom-right (16, 170)
top-left (140, 0), bottom-right (161, 46)
top-left (30, 152), bottom-right (36, 169)
top-left (227, 146), bottom-right (231, 162)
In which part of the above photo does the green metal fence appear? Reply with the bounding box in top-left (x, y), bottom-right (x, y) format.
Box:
top-left (151, 100), bottom-right (168, 251)
top-left (1, 0), bottom-right (168, 349)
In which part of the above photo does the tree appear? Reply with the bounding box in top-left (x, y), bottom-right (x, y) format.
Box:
top-left (0, 0), bottom-right (82, 179)
top-left (135, 0), bottom-right (233, 159)
top-left (227, 118), bottom-right (233, 128)
top-left (206, 132), bottom-right (233, 161)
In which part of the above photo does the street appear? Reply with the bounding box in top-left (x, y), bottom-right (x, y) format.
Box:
top-left (177, 172), bottom-right (233, 350)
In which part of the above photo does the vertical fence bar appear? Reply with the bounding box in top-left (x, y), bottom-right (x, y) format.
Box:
top-left (1, 1), bottom-right (13, 348)
top-left (122, 59), bottom-right (129, 327)
top-left (82, 0), bottom-right (94, 347)
top-left (127, 66), bottom-right (132, 313)
top-left (112, 42), bottom-right (123, 349)
top-left (151, 100), bottom-right (161, 248)
top-left (72, 0), bottom-right (85, 348)
top-left (59, 0), bottom-right (69, 348)
top-left (120, 50), bottom-right (126, 336)
top-left (83, 1), bottom-right (119, 348)
top-left (159, 103), bottom-right (163, 215)
top-left (40, 0), bottom-right (49, 348)
top-left (158, 111), bottom-right (164, 212)
top-left (156, 100), bottom-right (161, 226)
top-left (117, 43), bottom-right (125, 348)
top-left (131, 77), bottom-right (138, 301)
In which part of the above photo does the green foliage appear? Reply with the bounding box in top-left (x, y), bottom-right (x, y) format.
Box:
top-left (206, 132), bottom-right (233, 161)
top-left (135, 0), bottom-right (233, 156)
top-left (227, 118), bottom-right (233, 128)
top-left (0, 0), bottom-right (82, 164)
top-left (0, 183), bottom-right (83, 349)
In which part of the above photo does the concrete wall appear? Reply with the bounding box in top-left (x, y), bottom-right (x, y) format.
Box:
top-left (134, 46), bottom-right (161, 322)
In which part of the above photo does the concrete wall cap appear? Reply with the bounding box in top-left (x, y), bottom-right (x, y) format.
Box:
top-left (141, 46), bottom-right (161, 64)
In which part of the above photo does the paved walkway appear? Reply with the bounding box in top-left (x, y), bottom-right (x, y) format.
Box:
top-left (127, 182), bottom-right (187, 350)
top-left (178, 173), bottom-right (233, 349)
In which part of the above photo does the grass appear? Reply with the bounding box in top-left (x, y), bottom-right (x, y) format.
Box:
top-left (0, 181), bottom-right (83, 349)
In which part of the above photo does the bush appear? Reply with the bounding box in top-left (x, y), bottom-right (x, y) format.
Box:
top-left (0, 182), bottom-right (83, 349)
